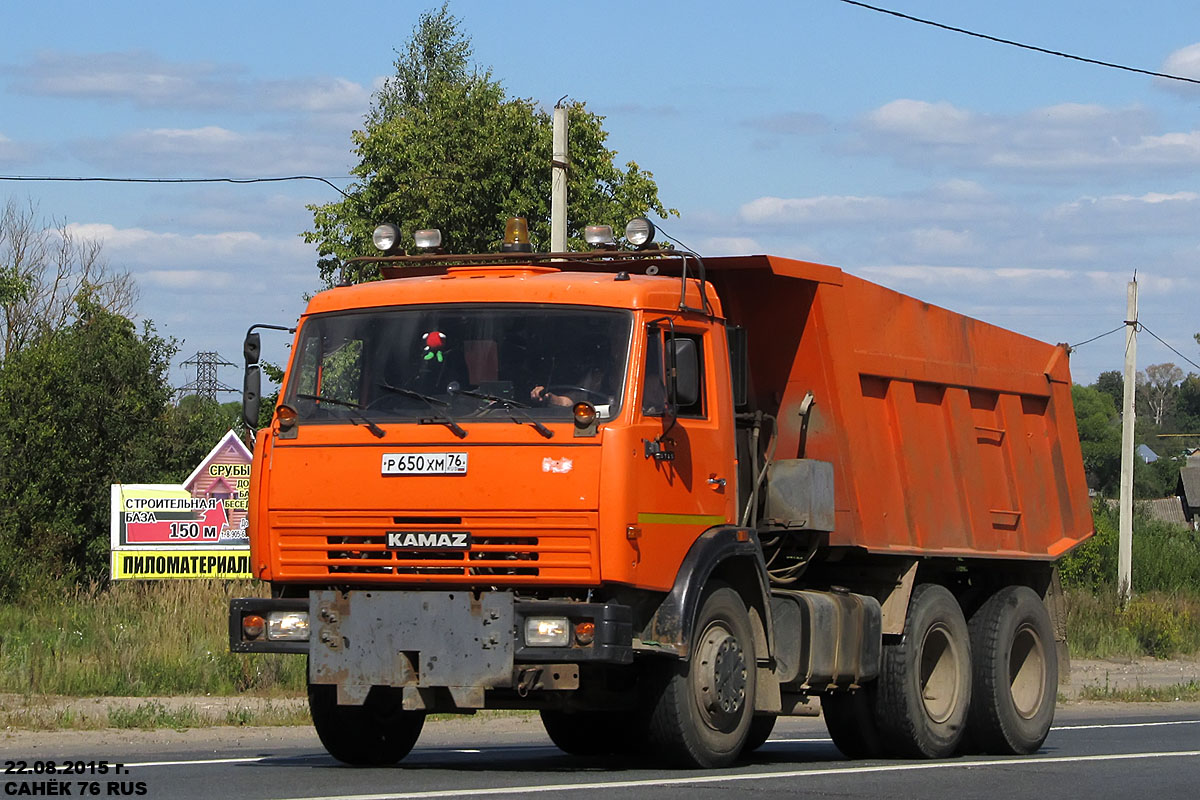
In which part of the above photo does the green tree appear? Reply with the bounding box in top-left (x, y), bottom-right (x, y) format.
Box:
top-left (305, 4), bottom-right (674, 286)
top-left (1093, 370), bottom-right (1123, 411)
top-left (1073, 384), bottom-right (1121, 495)
top-left (0, 295), bottom-right (177, 596)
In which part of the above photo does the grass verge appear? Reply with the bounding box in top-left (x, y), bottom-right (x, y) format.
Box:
top-left (1077, 681), bottom-right (1200, 702)
top-left (0, 579), bottom-right (305, 697)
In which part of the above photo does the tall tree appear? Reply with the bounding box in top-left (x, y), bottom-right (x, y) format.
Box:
top-left (1138, 362), bottom-right (1183, 426)
top-left (305, 4), bottom-right (674, 286)
top-left (1, 198), bottom-right (136, 362)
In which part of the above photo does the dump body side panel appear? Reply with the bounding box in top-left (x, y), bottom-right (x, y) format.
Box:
top-left (707, 255), bottom-right (1091, 559)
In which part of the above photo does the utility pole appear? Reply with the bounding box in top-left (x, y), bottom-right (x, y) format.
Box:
top-left (1118, 275), bottom-right (1138, 604)
top-left (551, 100), bottom-right (569, 253)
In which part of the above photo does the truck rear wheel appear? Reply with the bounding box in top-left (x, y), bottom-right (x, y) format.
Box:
top-left (646, 584), bottom-right (757, 768)
top-left (540, 710), bottom-right (629, 756)
top-left (821, 688), bottom-right (884, 759)
top-left (308, 683), bottom-right (425, 765)
top-left (965, 585), bottom-right (1057, 754)
top-left (875, 583), bottom-right (971, 758)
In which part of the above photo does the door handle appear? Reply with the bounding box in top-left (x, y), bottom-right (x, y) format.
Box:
top-left (707, 476), bottom-right (726, 490)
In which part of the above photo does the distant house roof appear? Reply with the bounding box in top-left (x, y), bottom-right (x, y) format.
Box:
top-left (1136, 444), bottom-right (1159, 463)
top-left (1181, 466), bottom-right (1200, 510)
top-left (1139, 496), bottom-right (1189, 527)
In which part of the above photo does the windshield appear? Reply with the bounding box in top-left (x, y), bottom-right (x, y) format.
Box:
top-left (284, 304), bottom-right (632, 426)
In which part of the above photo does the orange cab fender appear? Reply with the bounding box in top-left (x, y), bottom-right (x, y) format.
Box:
top-left (642, 527), bottom-right (773, 661)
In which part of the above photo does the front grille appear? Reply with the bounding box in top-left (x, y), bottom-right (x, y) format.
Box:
top-left (327, 533), bottom-right (540, 576)
top-left (270, 512), bottom-right (598, 584)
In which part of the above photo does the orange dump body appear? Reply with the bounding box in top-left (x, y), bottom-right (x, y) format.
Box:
top-left (706, 254), bottom-right (1092, 559)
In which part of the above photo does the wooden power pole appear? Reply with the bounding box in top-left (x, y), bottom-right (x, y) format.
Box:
top-left (1118, 276), bottom-right (1138, 604)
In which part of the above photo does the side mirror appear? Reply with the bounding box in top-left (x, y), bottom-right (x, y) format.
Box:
top-left (670, 337), bottom-right (700, 408)
top-left (243, 331), bottom-right (262, 429)
top-left (243, 365), bottom-right (261, 429)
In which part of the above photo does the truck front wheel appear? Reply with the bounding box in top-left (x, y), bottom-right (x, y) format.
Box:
top-left (647, 584), bottom-right (757, 768)
top-left (874, 583), bottom-right (972, 758)
top-left (965, 585), bottom-right (1057, 754)
top-left (308, 683), bottom-right (425, 765)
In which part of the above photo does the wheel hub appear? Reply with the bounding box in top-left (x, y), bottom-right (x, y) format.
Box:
top-left (693, 625), bottom-right (747, 731)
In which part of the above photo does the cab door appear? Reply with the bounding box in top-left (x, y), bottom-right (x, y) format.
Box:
top-left (624, 316), bottom-right (738, 590)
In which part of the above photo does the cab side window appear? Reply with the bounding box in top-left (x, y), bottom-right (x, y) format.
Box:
top-left (672, 333), bottom-right (706, 419)
top-left (642, 327), bottom-right (706, 419)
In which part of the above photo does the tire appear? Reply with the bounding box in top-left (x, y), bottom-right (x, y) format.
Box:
top-left (646, 584), bottom-right (757, 768)
top-left (308, 683), bottom-right (425, 765)
top-left (874, 583), bottom-right (972, 758)
top-left (540, 710), bottom-right (629, 756)
top-left (965, 585), bottom-right (1057, 755)
top-left (821, 688), bottom-right (885, 759)
top-left (742, 714), bottom-right (778, 753)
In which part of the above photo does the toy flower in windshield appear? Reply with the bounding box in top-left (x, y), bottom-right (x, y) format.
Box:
top-left (422, 330), bottom-right (447, 362)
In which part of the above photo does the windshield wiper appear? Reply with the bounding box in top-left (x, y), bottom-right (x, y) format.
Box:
top-left (449, 387), bottom-right (554, 439)
top-left (296, 393), bottom-right (385, 438)
top-left (377, 382), bottom-right (468, 439)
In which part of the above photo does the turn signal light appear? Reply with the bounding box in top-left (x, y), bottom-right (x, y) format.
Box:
top-left (276, 404), bottom-right (298, 431)
top-left (242, 614), bottom-right (265, 640)
top-left (574, 621), bottom-right (595, 646)
top-left (573, 401), bottom-right (597, 427)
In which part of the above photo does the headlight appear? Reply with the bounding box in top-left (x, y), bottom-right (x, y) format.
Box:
top-left (414, 228), bottom-right (443, 251)
top-left (525, 616), bottom-right (570, 647)
top-left (372, 223), bottom-right (402, 252)
top-left (624, 217), bottom-right (657, 249)
top-left (267, 610), bottom-right (310, 641)
top-left (583, 224), bottom-right (616, 249)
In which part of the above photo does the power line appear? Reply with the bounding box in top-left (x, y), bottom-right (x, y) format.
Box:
top-left (835, 0), bottom-right (1200, 86)
top-left (0, 174), bottom-right (354, 199)
top-left (1070, 325), bottom-right (1125, 350)
top-left (1139, 322), bottom-right (1200, 373)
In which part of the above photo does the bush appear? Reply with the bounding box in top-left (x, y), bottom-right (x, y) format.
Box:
top-left (1060, 502), bottom-right (1200, 594)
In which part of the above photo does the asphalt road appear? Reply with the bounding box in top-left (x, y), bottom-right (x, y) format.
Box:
top-left (4, 704), bottom-right (1199, 800)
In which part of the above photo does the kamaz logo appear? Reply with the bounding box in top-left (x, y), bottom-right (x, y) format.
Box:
top-left (386, 531), bottom-right (471, 550)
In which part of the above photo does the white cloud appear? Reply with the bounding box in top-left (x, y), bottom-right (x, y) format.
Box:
top-left (71, 125), bottom-right (352, 176)
top-left (866, 99), bottom-right (979, 145)
top-left (851, 98), bottom-right (1200, 177)
top-left (61, 222), bottom-right (312, 269)
top-left (6, 50), bottom-right (370, 118)
top-left (1158, 43), bottom-right (1200, 94)
top-left (141, 269), bottom-right (235, 290)
top-left (698, 236), bottom-right (762, 255)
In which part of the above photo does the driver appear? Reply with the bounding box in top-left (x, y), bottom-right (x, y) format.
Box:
top-left (530, 364), bottom-right (606, 407)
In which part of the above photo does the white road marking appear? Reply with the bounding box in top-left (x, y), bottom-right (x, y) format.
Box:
top-left (116, 718), bottom-right (1200, 769)
top-left (125, 756), bottom-right (270, 768)
top-left (1053, 719), bottom-right (1200, 731)
top-left (274, 749), bottom-right (1200, 800)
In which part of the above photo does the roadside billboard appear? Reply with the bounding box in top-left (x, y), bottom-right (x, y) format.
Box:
top-left (110, 430), bottom-right (253, 580)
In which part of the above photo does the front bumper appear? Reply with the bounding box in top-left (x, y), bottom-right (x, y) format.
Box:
top-left (229, 591), bottom-right (634, 669)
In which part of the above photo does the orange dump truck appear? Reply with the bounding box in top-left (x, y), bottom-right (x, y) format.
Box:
top-left (230, 222), bottom-right (1091, 768)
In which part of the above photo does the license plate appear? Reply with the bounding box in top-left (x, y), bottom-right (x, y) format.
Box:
top-left (382, 452), bottom-right (468, 475)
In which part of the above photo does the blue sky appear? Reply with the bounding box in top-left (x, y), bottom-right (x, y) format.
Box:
top-left (3, 0), bottom-right (1200, 389)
